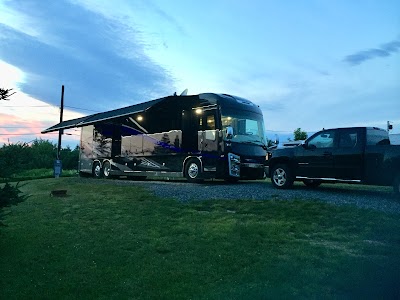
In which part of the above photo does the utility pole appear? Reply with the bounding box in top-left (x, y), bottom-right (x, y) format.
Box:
top-left (57, 85), bottom-right (64, 159)
top-left (54, 85), bottom-right (64, 178)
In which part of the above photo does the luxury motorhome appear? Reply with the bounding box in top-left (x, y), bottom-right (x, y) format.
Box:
top-left (42, 93), bottom-right (267, 182)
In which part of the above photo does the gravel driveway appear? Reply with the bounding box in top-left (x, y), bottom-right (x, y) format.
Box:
top-left (108, 179), bottom-right (400, 214)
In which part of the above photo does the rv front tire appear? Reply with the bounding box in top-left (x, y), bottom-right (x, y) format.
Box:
top-left (185, 159), bottom-right (202, 183)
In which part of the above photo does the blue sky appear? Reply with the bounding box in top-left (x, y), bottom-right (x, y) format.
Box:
top-left (0, 0), bottom-right (399, 146)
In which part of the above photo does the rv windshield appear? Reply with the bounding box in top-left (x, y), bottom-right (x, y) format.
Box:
top-left (221, 109), bottom-right (266, 145)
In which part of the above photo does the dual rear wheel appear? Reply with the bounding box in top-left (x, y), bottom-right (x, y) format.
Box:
top-left (92, 161), bottom-right (112, 179)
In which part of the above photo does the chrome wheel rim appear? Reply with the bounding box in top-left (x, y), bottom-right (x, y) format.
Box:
top-left (103, 163), bottom-right (110, 177)
top-left (273, 168), bottom-right (286, 186)
top-left (188, 163), bottom-right (199, 179)
top-left (94, 164), bottom-right (101, 177)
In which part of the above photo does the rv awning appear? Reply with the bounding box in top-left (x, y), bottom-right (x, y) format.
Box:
top-left (41, 97), bottom-right (165, 133)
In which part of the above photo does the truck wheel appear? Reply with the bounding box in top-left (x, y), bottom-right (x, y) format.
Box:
top-left (393, 174), bottom-right (400, 196)
top-left (303, 179), bottom-right (322, 188)
top-left (92, 162), bottom-right (102, 179)
top-left (102, 161), bottom-right (112, 179)
top-left (271, 164), bottom-right (294, 189)
top-left (184, 159), bottom-right (202, 183)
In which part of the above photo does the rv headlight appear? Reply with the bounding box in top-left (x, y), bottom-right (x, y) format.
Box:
top-left (227, 153), bottom-right (240, 177)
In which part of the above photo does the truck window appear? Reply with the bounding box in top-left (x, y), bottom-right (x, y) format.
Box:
top-left (366, 128), bottom-right (390, 145)
top-left (308, 131), bottom-right (336, 148)
top-left (339, 130), bottom-right (358, 148)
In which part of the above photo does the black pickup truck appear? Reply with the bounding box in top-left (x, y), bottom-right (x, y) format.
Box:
top-left (265, 127), bottom-right (400, 195)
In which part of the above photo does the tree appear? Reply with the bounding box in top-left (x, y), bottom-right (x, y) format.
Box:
top-left (294, 128), bottom-right (308, 141)
top-left (0, 88), bottom-right (16, 101)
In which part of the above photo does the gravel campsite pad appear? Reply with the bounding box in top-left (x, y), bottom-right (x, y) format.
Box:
top-left (108, 179), bottom-right (400, 214)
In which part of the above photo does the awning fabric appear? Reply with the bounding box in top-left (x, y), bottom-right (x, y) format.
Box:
top-left (41, 98), bottom-right (165, 133)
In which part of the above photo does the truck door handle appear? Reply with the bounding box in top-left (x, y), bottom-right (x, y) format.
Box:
top-left (323, 151), bottom-right (332, 156)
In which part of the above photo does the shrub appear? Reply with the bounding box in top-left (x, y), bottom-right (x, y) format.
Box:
top-left (0, 182), bottom-right (28, 226)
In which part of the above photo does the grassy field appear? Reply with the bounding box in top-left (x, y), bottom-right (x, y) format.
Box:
top-left (1, 178), bottom-right (399, 299)
top-left (0, 168), bottom-right (77, 183)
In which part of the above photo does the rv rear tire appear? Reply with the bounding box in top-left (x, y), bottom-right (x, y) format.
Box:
top-left (102, 161), bottom-right (112, 178)
top-left (93, 162), bottom-right (102, 179)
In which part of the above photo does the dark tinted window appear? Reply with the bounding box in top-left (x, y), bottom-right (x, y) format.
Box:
top-left (308, 130), bottom-right (336, 148)
top-left (366, 128), bottom-right (390, 145)
top-left (339, 129), bottom-right (358, 148)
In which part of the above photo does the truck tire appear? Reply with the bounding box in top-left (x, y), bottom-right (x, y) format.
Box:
top-left (184, 159), bottom-right (203, 183)
top-left (303, 179), bottom-right (322, 188)
top-left (92, 162), bottom-right (102, 179)
top-left (271, 164), bottom-right (294, 189)
top-left (393, 174), bottom-right (400, 196)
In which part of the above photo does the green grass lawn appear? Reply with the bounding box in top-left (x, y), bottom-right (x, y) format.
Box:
top-left (0, 168), bottom-right (78, 183)
top-left (1, 178), bottom-right (399, 299)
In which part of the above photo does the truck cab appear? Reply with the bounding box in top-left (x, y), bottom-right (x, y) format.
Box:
top-left (266, 127), bottom-right (400, 195)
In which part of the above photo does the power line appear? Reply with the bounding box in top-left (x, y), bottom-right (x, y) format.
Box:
top-left (1, 103), bottom-right (100, 113)
top-left (0, 133), bottom-right (53, 136)
top-left (0, 105), bottom-right (54, 107)
top-left (0, 132), bottom-right (80, 136)
top-left (65, 105), bottom-right (101, 113)
top-left (1, 126), bottom-right (54, 128)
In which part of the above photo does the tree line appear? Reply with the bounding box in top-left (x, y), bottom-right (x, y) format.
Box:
top-left (0, 139), bottom-right (79, 178)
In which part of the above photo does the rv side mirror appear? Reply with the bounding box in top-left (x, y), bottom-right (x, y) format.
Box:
top-left (226, 126), bottom-right (233, 139)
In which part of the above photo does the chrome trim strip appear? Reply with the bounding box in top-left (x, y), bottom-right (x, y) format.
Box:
top-left (296, 176), bottom-right (361, 183)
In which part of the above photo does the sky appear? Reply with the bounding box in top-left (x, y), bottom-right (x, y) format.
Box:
top-left (0, 0), bottom-right (399, 147)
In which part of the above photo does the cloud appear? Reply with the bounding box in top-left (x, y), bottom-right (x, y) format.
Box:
top-left (0, 0), bottom-right (175, 111)
top-left (343, 39), bottom-right (400, 66)
top-left (0, 112), bottom-right (81, 146)
top-left (143, 1), bottom-right (187, 36)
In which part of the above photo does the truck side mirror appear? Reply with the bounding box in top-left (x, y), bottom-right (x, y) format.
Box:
top-left (274, 134), bottom-right (279, 146)
top-left (226, 126), bottom-right (233, 139)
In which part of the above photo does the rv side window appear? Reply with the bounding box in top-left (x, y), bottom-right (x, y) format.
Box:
top-left (206, 115), bottom-right (215, 130)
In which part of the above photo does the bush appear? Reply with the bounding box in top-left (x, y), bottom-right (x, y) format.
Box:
top-left (0, 182), bottom-right (28, 207)
top-left (0, 143), bottom-right (30, 178)
top-left (0, 182), bottom-right (28, 226)
top-left (0, 139), bottom-right (79, 179)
